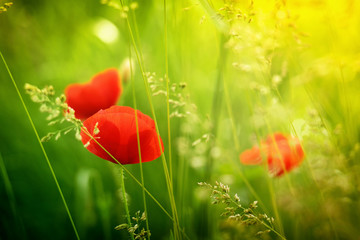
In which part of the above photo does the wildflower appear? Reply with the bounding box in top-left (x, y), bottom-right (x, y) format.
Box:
top-left (65, 68), bottom-right (121, 119)
top-left (240, 133), bottom-right (304, 176)
top-left (80, 106), bottom-right (164, 164)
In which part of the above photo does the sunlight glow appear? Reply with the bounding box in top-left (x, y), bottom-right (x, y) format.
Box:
top-left (93, 19), bottom-right (119, 44)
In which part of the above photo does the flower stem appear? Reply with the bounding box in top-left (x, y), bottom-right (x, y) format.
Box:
top-left (128, 32), bottom-right (150, 239)
top-left (120, 168), bottom-right (135, 240)
top-left (81, 128), bottom-right (173, 220)
top-left (118, 1), bottom-right (181, 237)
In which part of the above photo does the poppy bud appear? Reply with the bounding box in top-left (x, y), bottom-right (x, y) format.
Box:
top-left (65, 68), bottom-right (122, 120)
top-left (80, 106), bottom-right (164, 165)
top-left (240, 133), bottom-right (304, 177)
top-left (120, 58), bottom-right (134, 84)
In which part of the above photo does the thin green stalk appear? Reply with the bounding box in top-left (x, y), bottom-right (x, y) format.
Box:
top-left (205, 34), bottom-right (227, 181)
top-left (246, 93), bottom-right (287, 236)
top-left (197, 0), bottom-right (228, 33)
top-left (117, 1), bottom-right (181, 237)
top-left (127, 21), bottom-right (180, 240)
top-left (264, 120), bottom-right (296, 196)
top-left (0, 152), bottom-right (16, 216)
top-left (303, 86), bottom-right (340, 239)
top-left (0, 152), bottom-right (27, 238)
top-left (120, 168), bottom-right (135, 240)
top-left (129, 42), bottom-right (150, 238)
top-left (211, 33), bottom-right (273, 231)
top-left (266, 176), bottom-right (285, 238)
top-left (222, 74), bottom-right (240, 150)
top-left (245, 55), bottom-right (297, 196)
top-left (197, 34), bottom-right (228, 239)
top-left (287, 48), bottom-right (340, 239)
top-left (244, 91), bottom-right (285, 236)
top-left (278, 46), bottom-right (340, 238)
top-left (222, 65), bottom-right (271, 216)
top-left (129, 2), bottom-right (144, 64)
top-left (81, 127), bottom-right (173, 220)
top-left (273, 82), bottom-right (343, 240)
top-left (238, 169), bottom-right (269, 214)
top-left (338, 65), bottom-right (354, 147)
top-left (91, 171), bottom-right (111, 240)
top-left (252, 52), bottom-right (296, 197)
top-left (164, 0), bottom-right (173, 187)
top-left (0, 51), bottom-right (80, 240)
top-left (228, 197), bottom-right (286, 240)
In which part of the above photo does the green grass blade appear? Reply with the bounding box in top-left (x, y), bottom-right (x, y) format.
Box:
top-left (120, 168), bottom-right (135, 240)
top-left (81, 127), bottom-right (173, 220)
top-left (164, 0), bottom-right (173, 189)
top-left (117, 1), bottom-right (181, 237)
top-left (0, 152), bottom-right (27, 239)
top-left (0, 51), bottom-right (80, 240)
top-left (128, 31), bottom-right (150, 238)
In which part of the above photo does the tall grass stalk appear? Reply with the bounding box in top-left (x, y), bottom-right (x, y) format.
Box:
top-left (164, 0), bottom-right (173, 186)
top-left (338, 65), bottom-right (354, 145)
top-left (244, 92), bottom-right (286, 237)
top-left (117, 1), bottom-right (181, 237)
top-left (273, 83), bottom-right (340, 238)
top-left (222, 73), bottom-right (240, 150)
top-left (206, 34), bottom-right (227, 181)
top-left (0, 51), bottom-right (80, 240)
top-left (303, 85), bottom-right (340, 239)
top-left (253, 49), bottom-right (296, 196)
top-left (120, 168), bottom-right (135, 240)
top-left (288, 51), bottom-right (340, 238)
top-left (129, 41), bottom-right (150, 238)
top-left (163, 1), bottom-right (178, 236)
top-left (84, 130), bottom-right (192, 238)
top-left (76, 169), bottom-right (111, 239)
top-left (245, 58), bottom-right (295, 231)
top-left (264, 120), bottom-right (296, 195)
top-left (0, 152), bottom-right (27, 239)
top-left (222, 65), bottom-right (271, 216)
top-left (225, 191), bottom-right (286, 240)
top-left (266, 176), bottom-right (286, 238)
top-left (81, 127), bottom-right (173, 220)
top-left (223, 56), bottom-right (286, 239)
top-left (324, 5), bottom-right (355, 147)
top-left (196, 34), bottom-right (228, 239)
top-left (201, 4), bottom-right (282, 233)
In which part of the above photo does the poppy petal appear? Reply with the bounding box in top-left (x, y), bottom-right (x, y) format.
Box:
top-left (240, 133), bottom-right (305, 177)
top-left (240, 146), bottom-right (263, 165)
top-left (80, 106), bottom-right (164, 165)
top-left (65, 68), bottom-right (121, 119)
top-left (267, 133), bottom-right (304, 177)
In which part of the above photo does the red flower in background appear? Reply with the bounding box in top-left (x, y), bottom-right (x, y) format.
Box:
top-left (80, 106), bottom-right (164, 165)
top-left (65, 68), bottom-right (121, 119)
top-left (240, 133), bottom-right (304, 177)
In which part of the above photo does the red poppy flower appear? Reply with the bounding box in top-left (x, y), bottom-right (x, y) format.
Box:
top-left (65, 68), bottom-right (121, 119)
top-left (240, 133), bottom-right (304, 177)
top-left (80, 106), bottom-right (164, 165)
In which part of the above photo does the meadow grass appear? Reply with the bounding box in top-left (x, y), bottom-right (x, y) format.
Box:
top-left (1, 0), bottom-right (360, 239)
top-left (0, 51), bottom-right (80, 240)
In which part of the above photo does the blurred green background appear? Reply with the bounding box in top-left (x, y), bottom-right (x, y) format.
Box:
top-left (1, 0), bottom-right (360, 239)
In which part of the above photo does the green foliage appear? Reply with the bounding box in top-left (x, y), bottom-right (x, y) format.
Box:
top-left (1, 0), bottom-right (360, 239)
